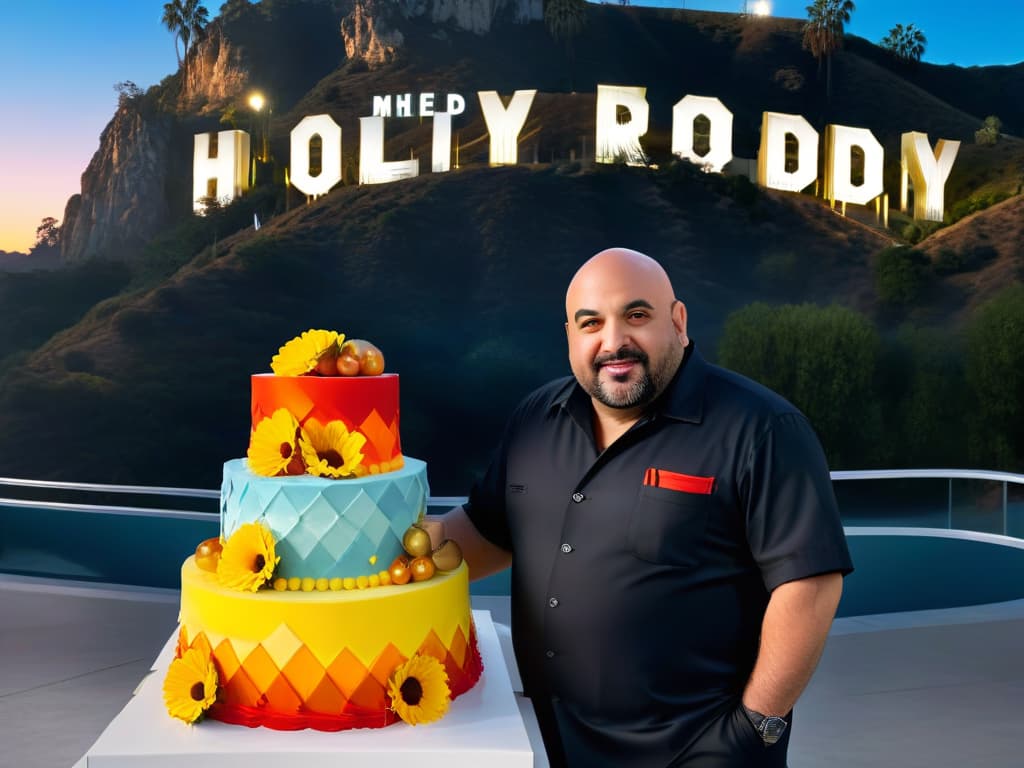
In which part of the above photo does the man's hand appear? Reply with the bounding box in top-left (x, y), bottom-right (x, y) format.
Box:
top-left (431, 506), bottom-right (513, 580)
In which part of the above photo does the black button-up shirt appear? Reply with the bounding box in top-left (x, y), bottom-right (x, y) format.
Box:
top-left (466, 345), bottom-right (853, 766)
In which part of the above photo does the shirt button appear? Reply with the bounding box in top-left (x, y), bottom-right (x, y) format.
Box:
top-left (549, 597), bottom-right (560, 608)
top-left (560, 543), bottom-right (573, 554)
top-left (571, 491), bottom-right (585, 503)
top-left (545, 650), bottom-right (556, 659)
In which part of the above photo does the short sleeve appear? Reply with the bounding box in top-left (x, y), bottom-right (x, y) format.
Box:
top-left (464, 421), bottom-right (515, 553)
top-left (741, 412), bottom-right (854, 591)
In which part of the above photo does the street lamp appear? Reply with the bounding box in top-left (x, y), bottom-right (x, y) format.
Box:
top-left (248, 91), bottom-right (269, 164)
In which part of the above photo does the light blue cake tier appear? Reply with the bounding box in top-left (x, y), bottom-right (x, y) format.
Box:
top-left (220, 457), bottom-right (428, 580)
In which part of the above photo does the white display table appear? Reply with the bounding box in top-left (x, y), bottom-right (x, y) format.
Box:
top-left (77, 611), bottom-right (540, 767)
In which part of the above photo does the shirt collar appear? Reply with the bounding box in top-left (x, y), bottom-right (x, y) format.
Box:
top-left (548, 342), bottom-right (707, 424)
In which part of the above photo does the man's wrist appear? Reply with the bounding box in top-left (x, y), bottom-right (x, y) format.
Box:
top-left (741, 705), bottom-right (789, 746)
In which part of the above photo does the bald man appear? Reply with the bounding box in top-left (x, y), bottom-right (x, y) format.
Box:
top-left (439, 248), bottom-right (852, 767)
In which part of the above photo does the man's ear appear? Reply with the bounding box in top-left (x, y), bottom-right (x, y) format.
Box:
top-left (672, 300), bottom-right (689, 347)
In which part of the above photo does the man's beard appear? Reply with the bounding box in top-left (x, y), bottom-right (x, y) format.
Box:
top-left (588, 348), bottom-right (658, 409)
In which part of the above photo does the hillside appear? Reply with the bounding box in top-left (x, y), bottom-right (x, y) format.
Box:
top-left (0, 163), bottom-right (889, 492)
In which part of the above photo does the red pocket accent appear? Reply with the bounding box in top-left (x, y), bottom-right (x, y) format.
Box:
top-left (643, 468), bottom-right (715, 495)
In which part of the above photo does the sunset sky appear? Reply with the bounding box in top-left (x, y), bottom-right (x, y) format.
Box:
top-left (1, 0), bottom-right (1020, 254)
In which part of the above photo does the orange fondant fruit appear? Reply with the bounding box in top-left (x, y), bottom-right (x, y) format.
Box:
top-left (410, 556), bottom-right (436, 582)
top-left (389, 556), bottom-right (412, 585)
top-left (194, 537), bottom-right (223, 572)
top-left (341, 339), bottom-right (385, 376)
top-left (335, 353), bottom-right (360, 377)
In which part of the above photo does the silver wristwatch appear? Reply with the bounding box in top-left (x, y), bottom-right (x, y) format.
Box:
top-left (742, 705), bottom-right (788, 745)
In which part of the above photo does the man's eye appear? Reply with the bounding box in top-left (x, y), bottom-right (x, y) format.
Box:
top-left (628, 312), bottom-right (648, 320)
top-left (580, 319), bottom-right (599, 329)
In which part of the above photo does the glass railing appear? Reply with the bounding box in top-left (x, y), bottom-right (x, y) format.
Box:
top-left (831, 469), bottom-right (1024, 538)
top-left (3, 469), bottom-right (1023, 591)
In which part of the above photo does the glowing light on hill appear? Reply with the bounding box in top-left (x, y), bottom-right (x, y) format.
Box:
top-left (248, 92), bottom-right (265, 112)
top-left (752, 1), bottom-right (771, 16)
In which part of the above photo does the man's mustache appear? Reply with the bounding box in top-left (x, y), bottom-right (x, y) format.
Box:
top-left (592, 348), bottom-right (649, 371)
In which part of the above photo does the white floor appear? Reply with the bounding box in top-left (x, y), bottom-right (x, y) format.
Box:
top-left (2, 575), bottom-right (1023, 768)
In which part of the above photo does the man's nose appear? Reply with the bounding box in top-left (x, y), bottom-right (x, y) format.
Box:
top-left (600, 318), bottom-right (631, 352)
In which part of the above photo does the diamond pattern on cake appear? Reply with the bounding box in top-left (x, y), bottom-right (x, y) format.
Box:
top-left (306, 674), bottom-right (348, 714)
top-left (358, 408), bottom-right (396, 462)
top-left (316, 517), bottom-right (362, 563)
top-left (213, 637), bottom-right (242, 682)
top-left (240, 644), bottom-right (280, 694)
top-left (262, 623), bottom-right (303, 670)
top-left (299, 495), bottom-right (345, 539)
top-left (322, 487), bottom-right (376, 527)
top-left (188, 621), bottom-right (482, 729)
top-left (326, 648), bottom-right (373, 698)
top-left (281, 644), bottom-right (326, 701)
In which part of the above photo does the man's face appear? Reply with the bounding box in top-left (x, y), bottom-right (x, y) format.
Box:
top-left (565, 258), bottom-right (687, 412)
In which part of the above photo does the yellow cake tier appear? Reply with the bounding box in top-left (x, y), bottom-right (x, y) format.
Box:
top-left (178, 557), bottom-right (482, 730)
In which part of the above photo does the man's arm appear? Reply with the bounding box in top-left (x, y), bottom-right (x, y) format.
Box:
top-left (741, 571), bottom-right (843, 715)
top-left (429, 506), bottom-right (512, 581)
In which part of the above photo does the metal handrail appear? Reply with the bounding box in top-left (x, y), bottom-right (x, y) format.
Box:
top-left (0, 476), bottom-right (219, 498)
top-left (1, 469), bottom-right (1022, 530)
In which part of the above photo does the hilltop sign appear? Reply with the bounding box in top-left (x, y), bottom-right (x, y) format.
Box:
top-left (193, 85), bottom-right (960, 221)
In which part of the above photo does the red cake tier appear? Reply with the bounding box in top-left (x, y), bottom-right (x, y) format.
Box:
top-left (251, 373), bottom-right (402, 471)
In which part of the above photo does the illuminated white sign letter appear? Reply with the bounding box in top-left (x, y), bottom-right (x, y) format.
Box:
top-left (671, 95), bottom-right (733, 173)
top-left (359, 116), bottom-right (419, 185)
top-left (824, 125), bottom-right (884, 206)
top-left (596, 85), bottom-right (649, 165)
top-left (758, 112), bottom-right (819, 192)
top-left (432, 113), bottom-right (452, 173)
top-left (372, 95), bottom-right (391, 117)
top-left (478, 90), bottom-right (536, 165)
top-left (420, 93), bottom-right (435, 117)
top-left (900, 132), bottom-right (960, 222)
top-left (192, 130), bottom-right (250, 213)
top-left (447, 94), bottom-right (466, 116)
top-left (289, 115), bottom-right (342, 198)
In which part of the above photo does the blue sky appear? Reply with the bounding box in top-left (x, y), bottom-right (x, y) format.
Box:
top-left (1, 0), bottom-right (1020, 252)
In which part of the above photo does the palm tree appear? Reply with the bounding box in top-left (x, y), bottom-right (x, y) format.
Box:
top-left (880, 23), bottom-right (927, 63)
top-left (802, 0), bottom-right (855, 102)
top-left (545, 0), bottom-right (587, 91)
top-left (162, 0), bottom-right (210, 74)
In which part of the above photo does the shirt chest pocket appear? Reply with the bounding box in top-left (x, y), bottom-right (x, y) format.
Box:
top-left (628, 482), bottom-right (714, 567)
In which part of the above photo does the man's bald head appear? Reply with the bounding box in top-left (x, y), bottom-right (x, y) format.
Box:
top-left (566, 248), bottom-right (676, 322)
top-left (564, 247), bottom-right (688, 415)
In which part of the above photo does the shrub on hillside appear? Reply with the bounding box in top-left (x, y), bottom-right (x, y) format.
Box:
top-left (974, 115), bottom-right (1002, 146)
top-left (717, 302), bottom-right (882, 468)
top-left (874, 246), bottom-right (930, 307)
top-left (965, 284), bottom-right (1024, 469)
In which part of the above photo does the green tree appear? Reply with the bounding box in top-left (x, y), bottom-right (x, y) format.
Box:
top-left (965, 285), bottom-right (1024, 469)
top-left (544, 0), bottom-right (587, 91)
top-left (880, 23), bottom-right (926, 62)
top-left (802, 0), bottom-right (855, 102)
top-left (975, 115), bottom-right (1003, 146)
top-left (35, 217), bottom-right (60, 248)
top-left (874, 245), bottom-right (930, 307)
top-left (162, 0), bottom-right (210, 73)
top-left (879, 326), bottom-right (967, 467)
top-left (718, 302), bottom-right (881, 467)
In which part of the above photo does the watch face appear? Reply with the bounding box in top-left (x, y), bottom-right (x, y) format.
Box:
top-left (761, 716), bottom-right (788, 745)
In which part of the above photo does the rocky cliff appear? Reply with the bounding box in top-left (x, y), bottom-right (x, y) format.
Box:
top-left (60, 102), bottom-right (174, 264)
top-left (342, 0), bottom-right (542, 66)
top-left (178, 23), bottom-right (252, 115)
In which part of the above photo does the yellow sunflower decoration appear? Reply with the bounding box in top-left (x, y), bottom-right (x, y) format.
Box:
top-left (216, 522), bottom-right (279, 591)
top-left (299, 419), bottom-right (368, 478)
top-left (387, 655), bottom-right (451, 725)
top-left (163, 646), bottom-right (218, 724)
top-left (270, 329), bottom-right (342, 376)
top-left (248, 408), bottom-right (306, 477)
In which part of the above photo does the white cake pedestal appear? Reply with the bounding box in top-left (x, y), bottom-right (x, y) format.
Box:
top-left (76, 611), bottom-right (540, 767)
